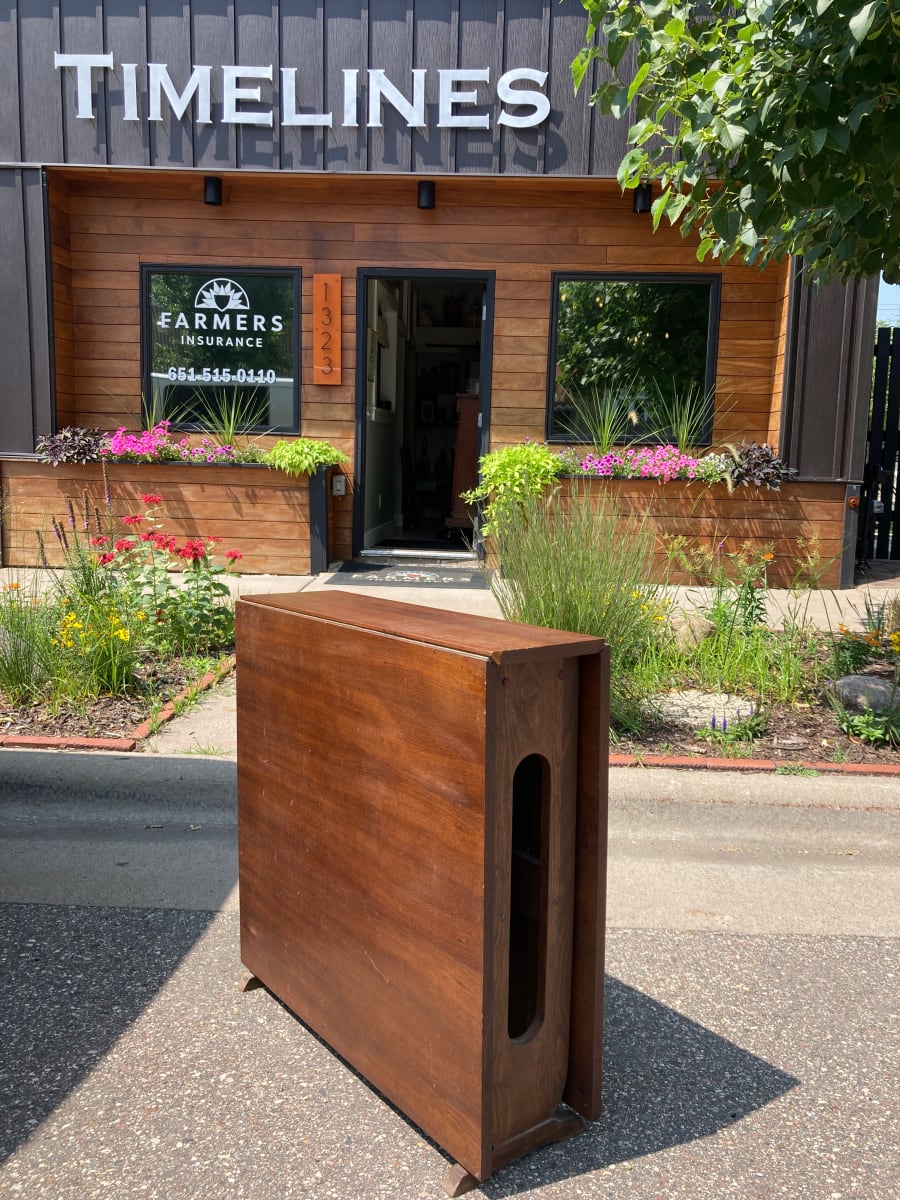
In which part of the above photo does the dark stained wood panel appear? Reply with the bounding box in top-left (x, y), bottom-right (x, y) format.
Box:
top-left (235, 591), bottom-right (609, 1181)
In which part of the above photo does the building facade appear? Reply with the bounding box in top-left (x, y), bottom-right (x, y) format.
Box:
top-left (0, 1), bottom-right (877, 581)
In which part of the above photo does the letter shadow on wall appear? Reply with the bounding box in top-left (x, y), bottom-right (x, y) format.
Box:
top-left (478, 975), bottom-right (800, 1197)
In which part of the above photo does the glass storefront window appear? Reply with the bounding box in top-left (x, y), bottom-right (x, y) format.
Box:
top-left (547, 274), bottom-right (720, 446)
top-left (142, 267), bottom-right (300, 433)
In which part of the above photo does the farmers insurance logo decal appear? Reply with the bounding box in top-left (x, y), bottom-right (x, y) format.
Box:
top-left (157, 277), bottom-right (285, 349)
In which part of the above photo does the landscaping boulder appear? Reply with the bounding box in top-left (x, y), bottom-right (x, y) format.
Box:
top-left (833, 676), bottom-right (898, 715)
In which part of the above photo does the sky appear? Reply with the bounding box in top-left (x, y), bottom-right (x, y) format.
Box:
top-left (877, 276), bottom-right (900, 324)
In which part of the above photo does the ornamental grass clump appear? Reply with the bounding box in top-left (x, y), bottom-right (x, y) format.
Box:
top-left (489, 482), bottom-right (663, 730)
top-left (0, 578), bottom-right (57, 703)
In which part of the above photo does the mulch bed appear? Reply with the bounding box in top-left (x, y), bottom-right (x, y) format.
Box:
top-left (0, 658), bottom-right (231, 747)
top-left (614, 696), bottom-right (899, 768)
top-left (1, 658), bottom-right (897, 769)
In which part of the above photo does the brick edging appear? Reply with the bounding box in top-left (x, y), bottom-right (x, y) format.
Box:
top-left (0, 657), bottom-right (235, 753)
top-left (609, 752), bottom-right (900, 777)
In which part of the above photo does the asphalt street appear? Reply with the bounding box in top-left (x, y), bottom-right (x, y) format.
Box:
top-left (0, 750), bottom-right (897, 1199)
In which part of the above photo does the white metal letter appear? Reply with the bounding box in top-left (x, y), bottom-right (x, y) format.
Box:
top-left (342, 69), bottom-right (359, 127)
top-left (367, 69), bottom-right (426, 129)
top-left (281, 68), bottom-right (332, 127)
top-left (122, 62), bottom-right (139, 121)
top-left (222, 65), bottom-right (274, 126)
top-left (497, 68), bottom-right (550, 128)
top-left (438, 69), bottom-right (490, 129)
top-left (148, 64), bottom-right (212, 124)
top-left (54, 52), bottom-right (114, 119)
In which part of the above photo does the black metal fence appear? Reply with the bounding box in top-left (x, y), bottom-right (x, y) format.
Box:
top-left (859, 326), bottom-right (900, 563)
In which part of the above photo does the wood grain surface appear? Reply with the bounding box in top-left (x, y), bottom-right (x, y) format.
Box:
top-left (236, 592), bottom-right (609, 1182)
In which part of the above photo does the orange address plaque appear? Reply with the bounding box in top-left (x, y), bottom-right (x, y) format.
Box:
top-left (313, 274), bottom-right (342, 385)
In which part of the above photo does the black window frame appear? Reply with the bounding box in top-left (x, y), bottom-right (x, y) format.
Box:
top-left (545, 271), bottom-right (722, 446)
top-left (140, 263), bottom-right (301, 435)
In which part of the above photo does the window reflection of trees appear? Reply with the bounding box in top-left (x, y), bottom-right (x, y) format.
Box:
top-left (550, 277), bottom-right (715, 444)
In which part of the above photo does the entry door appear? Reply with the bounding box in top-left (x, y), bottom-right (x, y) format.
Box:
top-left (355, 269), bottom-right (493, 554)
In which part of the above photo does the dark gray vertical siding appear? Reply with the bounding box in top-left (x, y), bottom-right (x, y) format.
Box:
top-left (146, 0), bottom-right (195, 167)
top-left (0, 3), bottom-right (23, 163)
top-left (410, 0), bottom-right (454, 173)
top-left (782, 270), bottom-right (880, 482)
top-left (499, 0), bottom-right (548, 176)
top-left (23, 170), bottom-right (53, 441)
top-left (0, 169), bottom-right (51, 452)
top-left (6, 1), bottom-right (628, 176)
top-left (324, 0), bottom-right (368, 171)
top-left (192, 0), bottom-right (236, 169)
top-left (545, 0), bottom-right (592, 176)
top-left (0, 172), bottom-right (34, 450)
top-left (368, 0), bottom-right (414, 172)
top-left (104, 0), bottom-right (151, 165)
top-left (455, 0), bottom-right (502, 174)
top-left (589, 38), bottom-right (633, 177)
top-left (235, 0), bottom-right (279, 169)
top-left (19, 1), bottom-right (64, 165)
top-left (60, 0), bottom-right (109, 166)
top-left (280, 0), bottom-right (327, 171)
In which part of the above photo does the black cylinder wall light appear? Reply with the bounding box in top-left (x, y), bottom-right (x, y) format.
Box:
top-left (203, 175), bottom-right (223, 206)
top-left (417, 180), bottom-right (436, 210)
top-left (632, 181), bottom-right (653, 214)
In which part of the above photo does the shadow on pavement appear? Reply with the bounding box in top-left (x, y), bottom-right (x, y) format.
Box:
top-left (480, 976), bottom-right (799, 1196)
top-left (0, 903), bottom-right (220, 1164)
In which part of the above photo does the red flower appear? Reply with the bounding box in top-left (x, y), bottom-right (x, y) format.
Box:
top-left (122, 514), bottom-right (143, 526)
top-left (206, 536), bottom-right (223, 545)
top-left (114, 538), bottom-right (135, 552)
top-left (97, 552), bottom-right (116, 565)
top-left (225, 549), bottom-right (243, 561)
top-left (89, 536), bottom-right (108, 547)
top-left (178, 539), bottom-right (207, 561)
top-left (140, 493), bottom-right (163, 505)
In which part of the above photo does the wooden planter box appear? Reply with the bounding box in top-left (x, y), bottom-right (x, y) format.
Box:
top-left (554, 477), bottom-right (848, 589)
top-left (0, 459), bottom-right (331, 575)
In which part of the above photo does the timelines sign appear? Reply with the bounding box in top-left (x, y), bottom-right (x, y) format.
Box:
top-left (143, 267), bottom-right (300, 433)
top-left (55, 55), bottom-right (551, 132)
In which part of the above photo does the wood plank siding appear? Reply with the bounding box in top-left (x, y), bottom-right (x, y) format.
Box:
top-left (0, 461), bottom-right (321, 575)
top-left (46, 169), bottom-right (790, 562)
top-left (555, 478), bottom-right (847, 589)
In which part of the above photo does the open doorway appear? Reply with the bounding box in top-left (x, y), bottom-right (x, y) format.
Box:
top-left (355, 269), bottom-right (493, 557)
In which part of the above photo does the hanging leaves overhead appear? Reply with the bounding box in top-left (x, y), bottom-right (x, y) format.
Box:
top-left (574, 0), bottom-right (899, 281)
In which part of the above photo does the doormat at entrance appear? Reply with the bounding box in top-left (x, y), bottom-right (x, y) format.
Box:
top-left (325, 562), bottom-right (489, 589)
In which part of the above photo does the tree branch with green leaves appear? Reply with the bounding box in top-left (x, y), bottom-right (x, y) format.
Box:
top-left (574, 0), bottom-right (899, 281)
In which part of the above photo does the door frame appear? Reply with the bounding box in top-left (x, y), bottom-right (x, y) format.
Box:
top-left (352, 266), bottom-right (495, 556)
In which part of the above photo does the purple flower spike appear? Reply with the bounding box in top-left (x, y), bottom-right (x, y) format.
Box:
top-left (711, 715), bottom-right (717, 730)
top-left (722, 716), bottom-right (728, 732)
